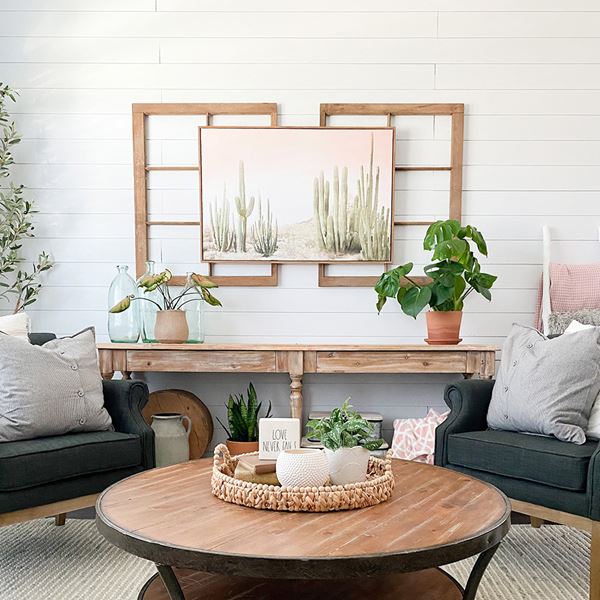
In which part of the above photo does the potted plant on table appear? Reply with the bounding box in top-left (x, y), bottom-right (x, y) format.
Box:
top-left (307, 399), bottom-right (384, 485)
top-left (374, 219), bottom-right (497, 344)
top-left (216, 383), bottom-right (272, 455)
top-left (109, 269), bottom-right (222, 343)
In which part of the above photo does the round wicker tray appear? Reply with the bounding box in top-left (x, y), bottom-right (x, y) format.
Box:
top-left (211, 443), bottom-right (395, 512)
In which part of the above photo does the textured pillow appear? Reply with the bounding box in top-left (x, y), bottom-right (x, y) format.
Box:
top-left (0, 328), bottom-right (113, 442)
top-left (487, 324), bottom-right (600, 444)
top-left (0, 312), bottom-right (30, 341)
top-left (548, 309), bottom-right (600, 336)
top-left (562, 321), bottom-right (600, 439)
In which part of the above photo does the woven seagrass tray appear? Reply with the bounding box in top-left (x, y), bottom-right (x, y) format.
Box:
top-left (211, 443), bottom-right (395, 512)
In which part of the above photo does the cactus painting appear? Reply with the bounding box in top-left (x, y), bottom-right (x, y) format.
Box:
top-left (200, 126), bottom-right (394, 262)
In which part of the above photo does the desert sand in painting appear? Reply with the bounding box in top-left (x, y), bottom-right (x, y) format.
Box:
top-left (200, 127), bottom-right (394, 263)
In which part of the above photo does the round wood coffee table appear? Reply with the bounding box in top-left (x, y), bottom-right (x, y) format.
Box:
top-left (96, 459), bottom-right (510, 600)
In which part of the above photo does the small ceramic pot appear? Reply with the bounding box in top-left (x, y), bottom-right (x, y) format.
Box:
top-left (325, 446), bottom-right (370, 485)
top-left (425, 310), bottom-right (463, 345)
top-left (276, 448), bottom-right (329, 488)
top-left (226, 439), bottom-right (259, 456)
top-left (155, 310), bottom-right (189, 344)
top-left (151, 413), bottom-right (192, 468)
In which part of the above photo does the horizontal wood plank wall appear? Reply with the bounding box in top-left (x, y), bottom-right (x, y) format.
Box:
top-left (4, 1), bottom-right (600, 444)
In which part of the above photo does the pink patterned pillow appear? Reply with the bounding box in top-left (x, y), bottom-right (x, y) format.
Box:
top-left (391, 409), bottom-right (448, 465)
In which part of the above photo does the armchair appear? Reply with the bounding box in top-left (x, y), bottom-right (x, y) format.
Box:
top-left (435, 379), bottom-right (600, 600)
top-left (0, 334), bottom-right (155, 527)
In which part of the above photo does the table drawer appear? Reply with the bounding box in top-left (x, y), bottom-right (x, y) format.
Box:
top-left (127, 350), bottom-right (277, 373)
top-left (316, 351), bottom-right (468, 373)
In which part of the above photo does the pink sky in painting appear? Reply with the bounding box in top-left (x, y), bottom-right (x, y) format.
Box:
top-left (200, 127), bottom-right (394, 226)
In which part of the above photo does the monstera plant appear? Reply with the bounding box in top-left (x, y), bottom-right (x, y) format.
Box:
top-left (374, 219), bottom-right (496, 344)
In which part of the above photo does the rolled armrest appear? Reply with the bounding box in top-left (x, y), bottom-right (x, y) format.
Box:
top-left (434, 379), bottom-right (495, 467)
top-left (102, 379), bottom-right (155, 469)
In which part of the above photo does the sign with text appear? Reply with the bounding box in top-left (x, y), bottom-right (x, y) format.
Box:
top-left (259, 418), bottom-right (301, 460)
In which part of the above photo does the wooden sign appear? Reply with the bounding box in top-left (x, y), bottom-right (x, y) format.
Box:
top-left (259, 418), bottom-right (301, 460)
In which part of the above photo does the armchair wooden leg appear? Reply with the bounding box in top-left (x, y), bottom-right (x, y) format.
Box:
top-left (54, 513), bottom-right (66, 526)
top-left (592, 522), bottom-right (600, 600)
top-left (530, 516), bottom-right (544, 529)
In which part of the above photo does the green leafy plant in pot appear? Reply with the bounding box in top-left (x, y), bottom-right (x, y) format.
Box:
top-left (216, 383), bottom-right (272, 455)
top-left (306, 399), bottom-right (384, 485)
top-left (374, 219), bottom-right (497, 345)
top-left (109, 269), bottom-right (222, 343)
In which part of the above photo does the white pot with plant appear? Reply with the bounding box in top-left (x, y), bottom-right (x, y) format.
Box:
top-left (109, 269), bottom-right (222, 344)
top-left (374, 219), bottom-right (497, 345)
top-left (306, 399), bottom-right (384, 485)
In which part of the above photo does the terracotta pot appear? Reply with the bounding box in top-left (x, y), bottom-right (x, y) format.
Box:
top-left (226, 439), bottom-right (259, 456)
top-left (425, 311), bottom-right (463, 345)
top-left (154, 310), bottom-right (189, 344)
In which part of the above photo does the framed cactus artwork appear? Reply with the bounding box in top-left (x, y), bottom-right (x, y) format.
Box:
top-left (198, 126), bottom-right (395, 263)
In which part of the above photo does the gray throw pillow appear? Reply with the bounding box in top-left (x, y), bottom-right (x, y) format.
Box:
top-left (487, 324), bottom-right (600, 444)
top-left (0, 327), bottom-right (113, 442)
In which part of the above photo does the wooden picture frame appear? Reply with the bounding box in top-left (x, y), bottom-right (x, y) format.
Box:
top-left (132, 102), bottom-right (279, 287)
top-left (318, 103), bottom-right (464, 287)
top-left (198, 126), bottom-right (395, 264)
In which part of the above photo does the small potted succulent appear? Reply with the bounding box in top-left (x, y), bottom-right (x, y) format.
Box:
top-left (216, 383), bottom-right (272, 455)
top-left (374, 219), bottom-right (496, 344)
top-left (109, 269), bottom-right (221, 343)
top-left (306, 399), bottom-right (383, 485)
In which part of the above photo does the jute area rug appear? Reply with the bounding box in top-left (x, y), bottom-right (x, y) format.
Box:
top-left (0, 519), bottom-right (588, 599)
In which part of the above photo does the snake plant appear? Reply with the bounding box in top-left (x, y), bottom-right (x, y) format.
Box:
top-left (216, 383), bottom-right (272, 442)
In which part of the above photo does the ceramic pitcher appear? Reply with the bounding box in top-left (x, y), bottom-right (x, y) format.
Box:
top-left (151, 413), bottom-right (192, 468)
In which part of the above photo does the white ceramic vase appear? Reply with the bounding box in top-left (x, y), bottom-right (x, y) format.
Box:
top-left (325, 446), bottom-right (370, 485)
top-left (276, 448), bottom-right (329, 488)
top-left (151, 413), bottom-right (192, 468)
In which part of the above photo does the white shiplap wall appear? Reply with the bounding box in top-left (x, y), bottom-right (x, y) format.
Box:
top-left (3, 1), bottom-right (600, 445)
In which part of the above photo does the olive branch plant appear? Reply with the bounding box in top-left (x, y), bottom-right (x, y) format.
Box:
top-left (0, 83), bottom-right (53, 313)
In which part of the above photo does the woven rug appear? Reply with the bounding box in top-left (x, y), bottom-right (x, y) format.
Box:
top-left (0, 519), bottom-right (589, 599)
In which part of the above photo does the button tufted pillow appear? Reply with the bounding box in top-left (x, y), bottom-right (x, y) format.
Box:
top-left (487, 324), bottom-right (600, 444)
top-left (0, 327), bottom-right (112, 442)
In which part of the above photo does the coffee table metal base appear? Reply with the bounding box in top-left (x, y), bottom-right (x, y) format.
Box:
top-left (141, 546), bottom-right (499, 600)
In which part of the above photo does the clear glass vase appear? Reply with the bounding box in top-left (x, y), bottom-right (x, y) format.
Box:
top-left (108, 265), bottom-right (140, 343)
top-left (183, 273), bottom-right (205, 343)
top-left (137, 260), bottom-right (161, 343)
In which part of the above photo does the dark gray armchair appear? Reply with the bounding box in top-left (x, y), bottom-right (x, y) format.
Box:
top-left (435, 379), bottom-right (600, 600)
top-left (0, 334), bottom-right (155, 526)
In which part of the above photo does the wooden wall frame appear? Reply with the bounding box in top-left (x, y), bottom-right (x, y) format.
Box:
top-left (132, 103), bottom-right (279, 286)
top-left (318, 103), bottom-right (464, 287)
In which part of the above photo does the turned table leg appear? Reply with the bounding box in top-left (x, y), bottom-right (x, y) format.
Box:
top-left (287, 351), bottom-right (304, 420)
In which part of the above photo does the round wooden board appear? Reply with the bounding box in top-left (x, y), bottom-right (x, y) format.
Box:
top-left (139, 568), bottom-right (462, 600)
top-left (142, 389), bottom-right (213, 459)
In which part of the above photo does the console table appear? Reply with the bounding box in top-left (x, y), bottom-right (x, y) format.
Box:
top-left (97, 343), bottom-right (497, 420)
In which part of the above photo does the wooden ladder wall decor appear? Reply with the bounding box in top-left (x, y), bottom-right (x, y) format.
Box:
top-left (318, 103), bottom-right (464, 287)
top-left (132, 102), bottom-right (279, 286)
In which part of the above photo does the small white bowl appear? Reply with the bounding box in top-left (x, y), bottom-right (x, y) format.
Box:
top-left (276, 448), bottom-right (329, 488)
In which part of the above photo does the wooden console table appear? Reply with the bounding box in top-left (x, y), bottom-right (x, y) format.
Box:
top-left (97, 343), bottom-right (497, 420)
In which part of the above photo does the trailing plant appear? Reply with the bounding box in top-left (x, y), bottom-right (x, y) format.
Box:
top-left (306, 398), bottom-right (384, 451)
top-left (313, 166), bottom-right (360, 255)
top-left (209, 186), bottom-right (235, 252)
top-left (0, 83), bottom-right (53, 312)
top-left (356, 135), bottom-right (390, 261)
top-left (109, 269), bottom-right (222, 314)
top-left (251, 196), bottom-right (278, 257)
top-left (234, 161), bottom-right (255, 252)
top-left (216, 382), bottom-right (272, 442)
top-left (374, 219), bottom-right (497, 317)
